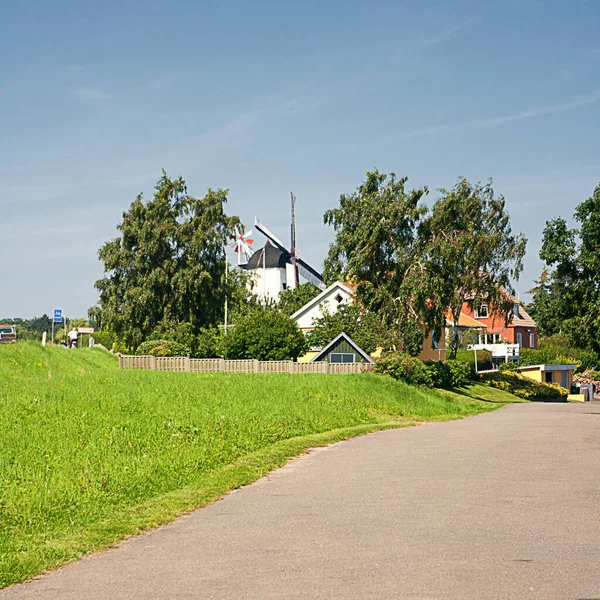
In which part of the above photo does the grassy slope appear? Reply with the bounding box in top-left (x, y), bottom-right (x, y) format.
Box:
top-left (0, 343), bottom-right (516, 587)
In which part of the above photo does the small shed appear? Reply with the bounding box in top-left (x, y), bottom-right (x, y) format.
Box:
top-left (518, 364), bottom-right (577, 390)
top-left (309, 332), bottom-right (374, 364)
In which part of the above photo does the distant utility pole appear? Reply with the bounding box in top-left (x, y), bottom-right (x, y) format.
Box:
top-left (290, 192), bottom-right (298, 288)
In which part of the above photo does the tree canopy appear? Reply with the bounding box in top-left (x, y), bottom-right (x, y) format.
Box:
top-left (423, 178), bottom-right (527, 358)
top-left (95, 172), bottom-right (240, 348)
top-left (323, 171), bottom-right (526, 357)
top-left (531, 183), bottom-right (600, 353)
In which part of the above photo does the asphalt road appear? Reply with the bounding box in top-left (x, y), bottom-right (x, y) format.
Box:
top-left (3, 402), bottom-right (600, 600)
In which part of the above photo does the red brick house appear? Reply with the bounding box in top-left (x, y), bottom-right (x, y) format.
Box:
top-left (461, 295), bottom-right (537, 350)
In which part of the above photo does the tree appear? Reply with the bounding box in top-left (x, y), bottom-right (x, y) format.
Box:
top-left (422, 178), bottom-right (527, 359)
top-left (223, 309), bottom-right (308, 360)
top-left (277, 283), bottom-right (321, 316)
top-left (526, 268), bottom-right (561, 336)
top-left (536, 183), bottom-right (600, 352)
top-left (323, 169), bottom-right (429, 354)
top-left (95, 171), bottom-right (240, 348)
top-left (306, 304), bottom-right (393, 355)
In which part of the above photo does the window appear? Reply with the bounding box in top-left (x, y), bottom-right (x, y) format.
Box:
top-left (432, 330), bottom-right (439, 350)
top-left (478, 333), bottom-right (487, 345)
top-left (516, 333), bottom-right (523, 347)
top-left (334, 293), bottom-right (343, 303)
top-left (492, 333), bottom-right (501, 343)
top-left (529, 333), bottom-right (535, 348)
top-left (330, 353), bottom-right (355, 364)
top-left (474, 304), bottom-right (488, 319)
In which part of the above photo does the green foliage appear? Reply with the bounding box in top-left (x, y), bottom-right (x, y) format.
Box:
top-left (223, 309), bottom-right (308, 360)
top-left (374, 354), bottom-right (473, 388)
top-left (0, 342), bottom-right (506, 586)
top-left (424, 178), bottom-right (526, 358)
top-left (277, 283), bottom-right (321, 316)
top-left (446, 360), bottom-right (473, 387)
top-left (534, 183), bottom-right (600, 353)
top-left (498, 361), bottom-right (519, 372)
top-left (194, 327), bottom-right (224, 358)
top-left (481, 371), bottom-right (568, 400)
top-left (323, 171), bottom-right (526, 358)
top-left (519, 347), bottom-right (580, 370)
top-left (91, 330), bottom-right (117, 349)
top-left (0, 315), bottom-right (53, 341)
top-left (455, 349), bottom-right (493, 371)
top-left (136, 339), bottom-right (191, 357)
top-left (95, 171), bottom-right (241, 349)
top-left (307, 304), bottom-right (393, 355)
top-left (323, 169), bottom-right (430, 355)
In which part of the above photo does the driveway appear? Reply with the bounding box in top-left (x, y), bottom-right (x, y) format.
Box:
top-left (3, 402), bottom-right (600, 599)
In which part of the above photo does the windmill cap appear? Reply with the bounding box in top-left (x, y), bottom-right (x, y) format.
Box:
top-left (243, 240), bottom-right (291, 269)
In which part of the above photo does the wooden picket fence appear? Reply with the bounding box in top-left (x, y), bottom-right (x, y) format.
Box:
top-left (118, 355), bottom-right (371, 375)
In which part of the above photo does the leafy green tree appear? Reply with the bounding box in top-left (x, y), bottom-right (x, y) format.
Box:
top-left (96, 171), bottom-right (240, 349)
top-left (277, 283), bottom-right (321, 316)
top-left (223, 309), bottom-right (308, 360)
top-left (422, 178), bottom-right (527, 359)
top-left (323, 169), bottom-right (429, 354)
top-left (526, 268), bottom-right (562, 336)
top-left (537, 183), bottom-right (600, 353)
top-left (307, 304), bottom-right (393, 354)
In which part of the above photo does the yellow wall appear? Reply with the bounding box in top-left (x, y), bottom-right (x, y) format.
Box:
top-left (521, 368), bottom-right (574, 389)
top-left (521, 369), bottom-right (543, 383)
top-left (297, 351), bottom-right (319, 363)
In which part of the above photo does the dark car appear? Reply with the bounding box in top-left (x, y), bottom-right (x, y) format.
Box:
top-left (0, 324), bottom-right (17, 344)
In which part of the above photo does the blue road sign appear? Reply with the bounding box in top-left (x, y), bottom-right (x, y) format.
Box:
top-left (53, 309), bottom-right (62, 323)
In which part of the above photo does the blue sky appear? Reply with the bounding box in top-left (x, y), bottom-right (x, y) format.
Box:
top-left (1, 0), bottom-right (599, 318)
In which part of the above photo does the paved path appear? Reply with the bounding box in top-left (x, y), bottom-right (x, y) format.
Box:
top-left (3, 402), bottom-right (600, 599)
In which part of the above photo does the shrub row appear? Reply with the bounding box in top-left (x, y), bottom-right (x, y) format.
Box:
top-left (373, 353), bottom-right (473, 389)
top-left (481, 371), bottom-right (568, 400)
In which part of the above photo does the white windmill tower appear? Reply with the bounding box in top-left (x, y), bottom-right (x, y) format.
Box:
top-left (229, 226), bottom-right (255, 265)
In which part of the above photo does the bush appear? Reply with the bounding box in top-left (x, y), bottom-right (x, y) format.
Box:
top-left (92, 330), bottom-right (117, 349)
top-left (374, 353), bottom-right (436, 386)
top-left (194, 327), bottom-right (223, 358)
top-left (455, 349), bottom-right (492, 371)
top-left (136, 339), bottom-right (191, 357)
top-left (375, 354), bottom-right (473, 389)
top-left (446, 360), bottom-right (472, 387)
top-left (223, 309), bottom-right (308, 361)
top-left (481, 371), bottom-right (568, 401)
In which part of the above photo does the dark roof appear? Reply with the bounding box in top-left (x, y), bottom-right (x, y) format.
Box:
top-left (309, 332), bottom-right (374, 364)
top-left (243, 240), bottom-right (290, 270)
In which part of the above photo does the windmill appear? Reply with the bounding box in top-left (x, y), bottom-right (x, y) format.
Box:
top-left (229, 226), bottom-right (254, 265)
top-left (254, 210), bottom-right (326, 290)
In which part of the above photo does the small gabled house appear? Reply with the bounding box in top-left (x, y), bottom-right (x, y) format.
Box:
top-left (291, 281), bottom-right (355, 333)
top-left (309, 332), bottom-right (374, 365)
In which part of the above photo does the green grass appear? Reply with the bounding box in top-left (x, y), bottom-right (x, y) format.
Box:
top-left (438, 382), bottom-right (529, 405)
top-left (0, 342), bottom-right (516, 587)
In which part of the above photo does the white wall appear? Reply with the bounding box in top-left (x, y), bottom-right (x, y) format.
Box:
top-left (248, 267), bottom-right (286, 303)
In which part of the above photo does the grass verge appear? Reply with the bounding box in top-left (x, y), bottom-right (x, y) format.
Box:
top-left (1, 342), bottom-right (516, 587)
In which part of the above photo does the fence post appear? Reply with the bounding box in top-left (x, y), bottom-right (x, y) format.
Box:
top-left (254, 359), bottom-right (260, 373)
top-left (325, 361), bottom-right (329, 374)
top-left (289, 360), bottom-right (294, 374)
top-left (219, 358), bottom-right (225, 372)
top-left (185, 356), bottom-right (191, 372)
top-left (150, 356), bottom-right (157, 371)
top-left (118, 354), bottom-right (123, 369)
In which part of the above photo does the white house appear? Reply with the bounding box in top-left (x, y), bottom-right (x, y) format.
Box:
top-left (291, 282), bottom-right (355, 332)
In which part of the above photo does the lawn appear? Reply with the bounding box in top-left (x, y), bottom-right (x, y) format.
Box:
top-left (0, 342), bottom-right (517, 587)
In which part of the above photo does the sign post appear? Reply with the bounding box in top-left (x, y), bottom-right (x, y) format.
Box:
top-left (52, 309), bottom-right (62, 345)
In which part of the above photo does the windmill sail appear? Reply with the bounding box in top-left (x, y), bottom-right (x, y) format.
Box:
top-left (254, 218), bottom-right (325, 289)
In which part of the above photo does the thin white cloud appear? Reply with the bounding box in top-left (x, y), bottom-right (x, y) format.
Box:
top-left (398, 89), bottom-right (600, 139)
top-left (72, 87), bottom-right (110, 101)
top-left (423, 25), bottom-right (462, 47)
